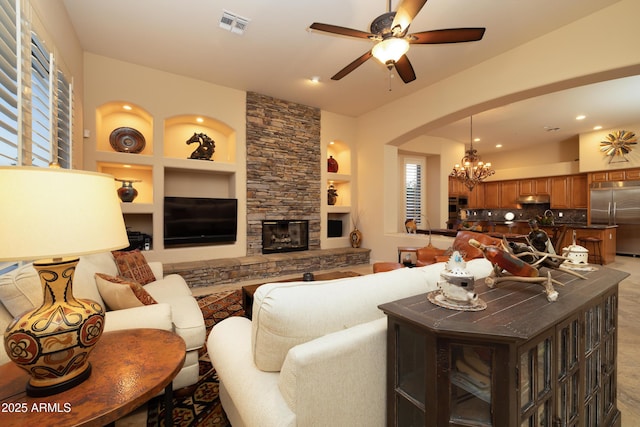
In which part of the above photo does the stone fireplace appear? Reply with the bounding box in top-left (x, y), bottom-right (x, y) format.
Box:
top-left (262, 220), bottom-right (309, 254)
top-left (245, 92), bottom-right (321, 255)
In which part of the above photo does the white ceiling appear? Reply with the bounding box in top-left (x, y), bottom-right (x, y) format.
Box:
top-left (62, 0), bottom-right (639, 153)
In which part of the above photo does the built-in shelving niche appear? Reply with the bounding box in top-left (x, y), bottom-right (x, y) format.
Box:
top-left (93, 102), bottom-right (239, 258)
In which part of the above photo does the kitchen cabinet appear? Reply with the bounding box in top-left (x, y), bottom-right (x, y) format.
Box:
top-left (570, 174), bottom-right (588, 208)
top-left (480, 181), bottom-right (517, 209)
top-left (450, 174), bottom-right (585, 210)
top-left (592, 172), bottom-right (608, 182)
top-left (625, 169), bottom-right (640, 180)
top-left (448, 177), bottom-right (469, 197)
top-left (519, 177), bottom-right (549, 196)
top-left (467, 184), bottom-right (484, 209)
top-left (551, 174), bottom-right (587, 209)
top-left (590, 167), bottom-right (640, 182)
top-left (550, 176), bottom-right (570, 208)
top-left (608, 170), bottom-right (626, 181)
top-left (483, 182), bottom-right (500, 208)
top-left (381, 267), bottom-right (628, 427)
top-left (499, 180), bottom-right (518, 208)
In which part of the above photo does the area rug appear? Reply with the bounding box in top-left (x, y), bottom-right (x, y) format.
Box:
top-left (146, 289), bottom-right (244, 427)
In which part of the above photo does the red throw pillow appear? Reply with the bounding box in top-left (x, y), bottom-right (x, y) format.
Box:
top-left (112, 249), bottom-right (156, 285)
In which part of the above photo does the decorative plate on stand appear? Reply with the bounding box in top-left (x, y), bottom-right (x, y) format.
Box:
top-left (109, 127), bottom-right (146, 153)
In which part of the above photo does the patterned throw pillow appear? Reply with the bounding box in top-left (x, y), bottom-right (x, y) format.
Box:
top-left (111, 249), bottom-right (156, 285)
top-left (95, 273), bottom-right (158, 310)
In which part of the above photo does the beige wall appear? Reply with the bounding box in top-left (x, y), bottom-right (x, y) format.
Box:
top-left (580, 121), bottom-right (640, 172)
top-left (356, 0), bottom-right (640, 263)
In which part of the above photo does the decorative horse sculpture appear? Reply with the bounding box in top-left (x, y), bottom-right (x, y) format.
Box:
top-left (186, 132), bottom-right (215, 160)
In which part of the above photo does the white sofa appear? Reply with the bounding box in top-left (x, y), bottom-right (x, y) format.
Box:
top-left (207, 258), bottom-right (493, 427)
top-left (0, 252), bottom-right (206, 390)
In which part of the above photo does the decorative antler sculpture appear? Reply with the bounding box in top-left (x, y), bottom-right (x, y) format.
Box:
top-left (468, 237), bottom-right (587, 303)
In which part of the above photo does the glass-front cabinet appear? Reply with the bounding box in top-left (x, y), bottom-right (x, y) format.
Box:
top-left (380, 267), bottom-right (627, 427)
top-left (449, 343), bottom-right (494, 426)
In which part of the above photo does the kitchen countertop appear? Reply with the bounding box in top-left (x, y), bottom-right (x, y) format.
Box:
top-left (426, 223), bottom-right (616, 237)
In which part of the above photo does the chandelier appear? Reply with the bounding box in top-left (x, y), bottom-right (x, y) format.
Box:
top-left (450, 116), bottom-right (495, 191)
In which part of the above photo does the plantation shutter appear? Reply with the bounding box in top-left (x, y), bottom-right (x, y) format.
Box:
top-left (30, 31), bottom-right (52, 167)
top-left (56, 69), bottom-right (72, 168)
top-left (405, 161), bottom-right (422, 225)
top-left (0, 0), bottom-right (19, 166)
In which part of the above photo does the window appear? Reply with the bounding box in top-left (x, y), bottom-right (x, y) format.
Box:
top-left (0, 0), bottom-right (73, 272)
top-left (0, 0), bottom-right (19, 165)
top-left (0, 0), bottom-right (73, 168)
top-left (55, 69), bottom-right (72, 168)
top-left (405, 158), bottom-right (425, 226)
top-left (30, 32), bottom-right (52, 166)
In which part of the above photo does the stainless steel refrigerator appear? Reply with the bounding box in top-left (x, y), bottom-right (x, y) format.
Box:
top-left (590, 181), bottom-right (640, 255)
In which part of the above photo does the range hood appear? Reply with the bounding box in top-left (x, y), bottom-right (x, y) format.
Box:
top-left (517, 195), bottom-right (551, 204)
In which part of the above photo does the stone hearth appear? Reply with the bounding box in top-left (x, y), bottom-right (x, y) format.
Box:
top-left (164, 247), bottom-right (370, 288)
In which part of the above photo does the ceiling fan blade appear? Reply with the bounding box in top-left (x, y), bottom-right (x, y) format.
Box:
top-left (409, 28), bottom-right (486, 44)
top-left (310, 23), bottom-right (373, 39)
top-left (331, 51), bottom-right (373, 80)
top-left (394, 55), bottom-right (416, 83)
top-left (392, 0), bottom-right (428, 33)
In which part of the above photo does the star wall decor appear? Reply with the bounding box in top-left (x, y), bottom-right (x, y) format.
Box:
top-left (600, 130), bottom-right (637, 163)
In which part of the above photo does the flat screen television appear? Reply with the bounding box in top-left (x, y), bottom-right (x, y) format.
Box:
top-left (164, 197), bottom-right (238, 247)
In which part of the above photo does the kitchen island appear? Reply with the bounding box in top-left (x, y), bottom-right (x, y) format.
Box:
top-left (425, 222), bottom-right (617, 264)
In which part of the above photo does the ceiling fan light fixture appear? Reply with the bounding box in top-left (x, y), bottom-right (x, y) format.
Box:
top-left (371, 38), bottom-right (409, 64)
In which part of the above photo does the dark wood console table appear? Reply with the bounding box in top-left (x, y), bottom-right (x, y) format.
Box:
top-left (0, 329), bottom-right (185, 427)
top-left (379, 266), bottom-right (629, 427)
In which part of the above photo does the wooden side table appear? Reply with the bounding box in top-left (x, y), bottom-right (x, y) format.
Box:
top-left (0, 329), bottom-right (185, 427)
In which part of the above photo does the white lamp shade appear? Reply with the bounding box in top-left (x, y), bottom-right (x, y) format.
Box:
top-left (0, 167), bottom-right (129, 261)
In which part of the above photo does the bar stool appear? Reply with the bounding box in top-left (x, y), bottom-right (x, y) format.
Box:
top-left (577, 236), bottom-right (604, 265)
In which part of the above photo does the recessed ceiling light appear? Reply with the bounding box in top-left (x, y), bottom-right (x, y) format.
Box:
top-left (196, 117), bottom-right (204, 123)
top-left (123, 105), bottom-right (132, 111)
top-left (576, 115), bottom-right (586, 120)
top-left (474, 137), bottom-right (480, 142)
top-left (329, 140), bottom-right (335, 145)
top-left (310, 76), bottom-right (320, 83)
top-left (495, 144), bottom-right (502, 148)
top-left (593, 125), bottom-right (603, 130)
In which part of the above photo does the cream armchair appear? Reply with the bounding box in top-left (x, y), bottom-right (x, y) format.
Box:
top-left (0, 252), bottom-right (206, 390)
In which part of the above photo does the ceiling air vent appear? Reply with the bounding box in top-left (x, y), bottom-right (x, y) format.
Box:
top-left (220, 10), bottom-right (250, 35)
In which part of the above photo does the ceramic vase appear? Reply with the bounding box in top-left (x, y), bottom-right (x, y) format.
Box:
top-left (350, 228), bottom-right (362, 248)
top-left (116, 179), bottom-right (139, 203)
top-left (4, 258), bottom-right (105, 396)
top-left (327, 156), bottom-right (339, 173)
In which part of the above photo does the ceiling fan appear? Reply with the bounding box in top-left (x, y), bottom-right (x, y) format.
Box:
top-left (309, 0), bottom-right (486, 83)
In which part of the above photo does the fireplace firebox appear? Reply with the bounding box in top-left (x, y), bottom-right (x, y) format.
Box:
top-left (262, 220), bottom-right (309, 254)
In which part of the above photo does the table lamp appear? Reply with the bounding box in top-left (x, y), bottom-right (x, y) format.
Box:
top-left (0, 166), bottom-right (129, 396)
